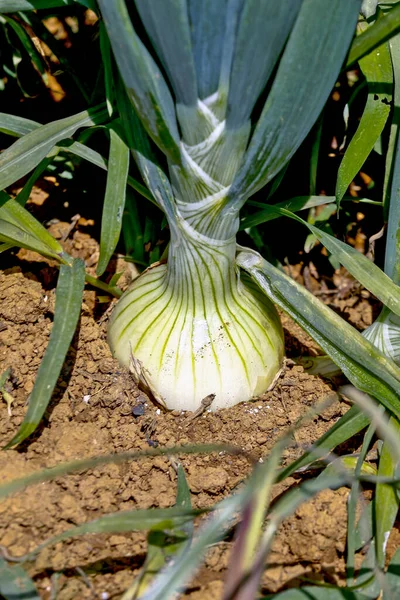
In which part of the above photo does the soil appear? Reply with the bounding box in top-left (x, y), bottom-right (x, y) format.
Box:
top-left (0, 195), bottom-right (398, 599)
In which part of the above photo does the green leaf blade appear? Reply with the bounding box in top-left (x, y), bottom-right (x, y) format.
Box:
top-left (4, 259), bottom-right (85, 448)
top-left (187, 0), bottom-right (227, 100)
top-left (228, 0), bottom-right (361, 206)
top-left (226, 0), bottom-right (301, 128)
top-left (97, 0), bottom-right (181, 161)
top-left (0, 195), bottom-right (64, 259)
top-left (336, 29), bottom-right (393, 205)
top-left (0, 104), bottom-right (108, 191)
top-left (135, 0), bottom-right (197, 106)
top-left (375, 417), bottom-right (400, 569)
top-left (97, 126), bottom-right (130, 276)
top-left (237, 251), bottom-right (400, 418)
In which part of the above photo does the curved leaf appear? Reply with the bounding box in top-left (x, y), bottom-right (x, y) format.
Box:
top-left (4, 259), bottom-right (86, 448)
top-left (226, 0), bottom-right (301, 128)
top-left (0, 194), bottom-right (64, 259)
top-left (346, 1), bottom-right (400, 68)
top-left (0, 104), bottom-right (108, 191)
top-left (261, 205), bottom-right (400, 320)
top-left (236, 250), bottom-right (400, 418)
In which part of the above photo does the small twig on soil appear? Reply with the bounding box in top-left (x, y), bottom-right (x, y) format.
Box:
top-left (184, 393), bottom-right (216, 424)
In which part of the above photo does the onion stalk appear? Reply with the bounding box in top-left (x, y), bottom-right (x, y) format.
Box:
top-left (108, 101), bottom-right (284, 411)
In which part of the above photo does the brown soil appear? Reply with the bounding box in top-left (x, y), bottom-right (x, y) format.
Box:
top-left (0, 210), bottom-right (394, 599)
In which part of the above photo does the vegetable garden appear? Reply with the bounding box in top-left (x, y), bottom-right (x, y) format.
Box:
top-left (1, 1), bottom-right (400, 598)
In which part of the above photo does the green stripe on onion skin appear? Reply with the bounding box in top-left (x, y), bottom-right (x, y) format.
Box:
top-left (108, 220), bottom-right (284, 412)
top-left (363, 306), bottom-right (400, 366)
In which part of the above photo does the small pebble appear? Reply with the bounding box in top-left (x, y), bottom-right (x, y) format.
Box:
top-left (132, 404), bottom-right (145, 417)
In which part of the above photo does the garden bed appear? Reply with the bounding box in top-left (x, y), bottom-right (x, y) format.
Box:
top-left (1, 196), bottom-right (397, 599)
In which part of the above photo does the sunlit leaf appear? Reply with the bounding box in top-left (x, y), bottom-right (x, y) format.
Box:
top-left (97, 125), bottom-right (130, 276)
top-left (337, 21), bottom-right (392, 205)
top-left (236, 250), bottom-right (400, 418)
top-left (4, 259), bottom-right (86, 447)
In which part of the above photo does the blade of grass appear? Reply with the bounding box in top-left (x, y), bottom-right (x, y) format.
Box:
top-left (240, 196), bottom-right (336, 230)
top-left (346, 2), bottom-right (400, 68)
top-left (0, 443), bottom-right (245, 499)
top-left (347, 419), bottom-right (379, 584)
top-left (0, 218), bottom-right (64, 261)
top-left (139, 443), bottom-right (285, 600)
top-left (0, 112), bottom-right (155, 203)
top-left (383, 32), bottom-right (400, 221)
top-left (0, 103), bottom-right (108, 191)
top-left (3, 14), bottom-right (48, 85)
top-left (23, 505), bottom-right (201, 564)
top-left (337, 22), bottom-right (393, 205)
top-left (96, 125), bottom-right (130, 276)
top-left (4, 258), bottom-right (86, 448)
top-left (0, 194), bottom-right (66, 259)
top-left (278, 405), bottom-right (370, 480)
top-left (222, 444), bottom-right (281, 600)
top-left (122, 462), bottom-right (193, 599)
top-left (236, 250), bottom-right (400, 418)
top-left (259, 205), bottom-right (400, 319)
top-left (375, 416), bottom-right (400, 569)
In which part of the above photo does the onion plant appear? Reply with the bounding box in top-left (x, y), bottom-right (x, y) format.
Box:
top-left (2, 2), bottom-right (400, 598)
top-left (97, 0), bottom-right (362, 412)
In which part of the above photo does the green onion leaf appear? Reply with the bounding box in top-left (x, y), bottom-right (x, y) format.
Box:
top-left (135, 0), bottom-right (197, 107)
top-left (228, 0), bottom-right (361, 206)
top-left (4, 259), bottom-right (85, 448)
top-left (97, 125), bottom-right (130, 276)
top-left (0, 103), bottom-right (109, 191)
top-left (237, 250), bottom-right (400, 418)
top-left (336, 23), bottom-right (393, 206)
top-left (187, 0), bottom-right (227, 100)
top-left (97, 0), bottom-right (181, 162)
top-left (346, 1), bottom-right (400, 68)
top-left (226, 0), bottom-right (301, 128)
